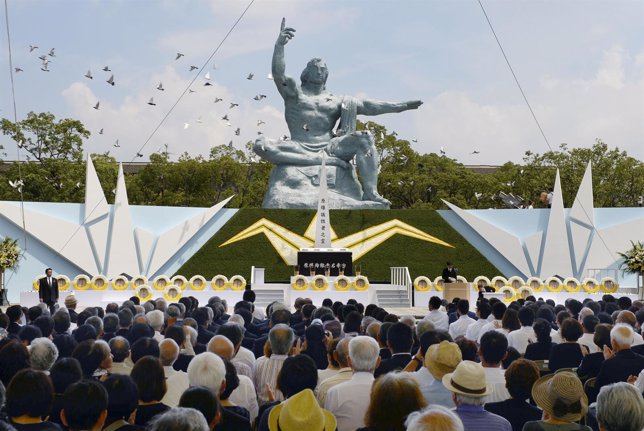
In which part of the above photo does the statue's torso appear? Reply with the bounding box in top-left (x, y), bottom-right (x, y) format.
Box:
top-left (284, 92), bottom-right (342, 145)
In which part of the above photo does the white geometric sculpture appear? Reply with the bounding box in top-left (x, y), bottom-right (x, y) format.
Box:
top-left (0, 157), bottom-right (232, 278)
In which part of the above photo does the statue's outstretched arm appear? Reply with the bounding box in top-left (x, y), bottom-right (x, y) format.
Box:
top-left (357, 99), bottom-right (423, 116)
top-left (273, 18), bottom-right (298, 99)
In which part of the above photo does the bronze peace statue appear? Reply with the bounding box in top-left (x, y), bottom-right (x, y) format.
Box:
top-left (254, 18), bottom-right (422, 209)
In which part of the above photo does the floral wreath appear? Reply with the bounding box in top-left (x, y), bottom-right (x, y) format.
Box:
top-left (164, 285), bottom-right (182, 302)
top-left (311, 275), bottom-right (329, 291)
top-left (473, 276), bottom-right (491, 291)
top-left (413, 276), bottom-right (432, 292)
top-left (526, 277), bottom-right (544, 293)
top-left (152, 275), bottom-right (171, 291)
top-left (491, 276), bottom-right (508, 291)
top-left (189, 275), bottom-right (207, 291)
top-left (545, 276), bottom-right (563, 293)
top-left (600, 277), bottom-right (618, 293)
top-left (229, 275), bottom-right (246, 291)
top-left (507, 276), bottom-right (525, 290)
top-left (563, 277), bottom-right (581, 293)
top-left (211, 275), bottom-right (229, 291)
top-left (291, 275), bottom-right (309, 291)
top-left (353, 275), bottom-right (369, 291)
top-left (73, 274), bottom-right (91, 291)
top-left (171, 275), bottom-right (189, 290)
top-left (334, 275), bottom-right (352, 291)
top-left (432, 276), bottom-right (444, 292)
top-left (518, 286), bottom-right (534, 299)
top-left (111, 275), bottom-right (130, 291)
top-left (91, 275), bottom-right (109, 291)
top-left (56, 275), bottom-right (71, 292)
top-left (131, 275), bottom-right (149, 289)
top-left (582, 277), bottom-right (601, 294)
top-left (498, 286), bottom-right (516, 303)
top-left (136, 285), bottom-right (154, 302)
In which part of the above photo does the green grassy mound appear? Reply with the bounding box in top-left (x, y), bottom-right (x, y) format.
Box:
top-left (175, 209), bottom-right (499, 283)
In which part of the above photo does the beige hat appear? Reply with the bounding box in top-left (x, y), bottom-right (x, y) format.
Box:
top-left (442, 360), bottom-right (492, 397)
top-left (64, 295), bottom-right (77, 308)
top-left (268, 389), bottom-right (336, 431)
top-left (425, 341), bottom-right (462, 380)
top-left (532, 372), bottom-right (588, 422)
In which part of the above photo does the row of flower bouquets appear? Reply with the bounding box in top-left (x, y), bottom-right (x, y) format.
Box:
top-left (32, 274), bottom-right (247, 302)
top-left (413, 275), bottom-right (619, 302)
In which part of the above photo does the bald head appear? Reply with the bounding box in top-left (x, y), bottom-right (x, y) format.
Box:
top-left (335, 337), bottom-right (350, 368)
top-left (159, 338), bottom-right (179, 366)
top-left (207, 335), bottom-right (234, 360)
top-left (616, 310), bottom-right (637, 328)
top-left (366, 321), bottom-right (381, 340)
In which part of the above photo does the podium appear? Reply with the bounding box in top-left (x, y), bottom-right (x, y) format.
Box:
top-left (443, 282), bottom-right (470, 302)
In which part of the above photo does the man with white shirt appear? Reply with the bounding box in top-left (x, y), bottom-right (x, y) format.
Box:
top-left (316, 338), bottom-right (352, 406)
top-left (465, 301), bottom-right (491, 342)
top-left (477, 301), bottom-right (506, 344)
top-left (423, 296), bottom-right (449, 332)
top-left (159, 338), bottom-right (189, 406)
top-left (255, 324), bottom-right (294, 406)
top-left (108, 336), bottom-right (132, 375)
top-left (449, 299), bottom-right (475, 339)
top-left (507, 307), bottom-right (537, 355)
top-left (479, 331), bottom-right (510, 404)
top-left (147, 310), bottom-right (165, 343)
top-left (325, 336), bottom-right (380, 431)
top-left (579, 314), bottom-right (600, 353)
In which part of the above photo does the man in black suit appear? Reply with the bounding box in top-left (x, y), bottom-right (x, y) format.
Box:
top-left (375, 322), bottom-right (413, 377)
top-left (442, 261), bottom-right (457, 283)
top-left (595, 324), bottom-right (644, 400)
top-left (38, 267), bottom-right (59, 314)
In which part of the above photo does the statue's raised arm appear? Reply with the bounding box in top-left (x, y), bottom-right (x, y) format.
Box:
top-left (272, 18), bottom-right (298, 99)
top-left (357, 99), bottom-right (423, 116)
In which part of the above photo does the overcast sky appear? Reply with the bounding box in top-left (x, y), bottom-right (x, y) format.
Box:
top-left (1, 0), bottom-right (642, 165)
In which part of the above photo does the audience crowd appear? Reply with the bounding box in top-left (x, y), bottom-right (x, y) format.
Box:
top-left (0, 289), bottom-right (644, 431)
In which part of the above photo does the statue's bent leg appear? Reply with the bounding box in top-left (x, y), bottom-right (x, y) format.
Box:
top-left (254, 136), bottom-right (321, 166)
top-left (329, 133), bottom-right (390, 205)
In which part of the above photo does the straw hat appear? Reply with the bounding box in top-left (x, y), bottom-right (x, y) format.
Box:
top-left (532, 372), bottom-right (588, 422)
top-left (442, 360), bottom-right (492, 397)
top-left (64, 295), bottom-right (77, 308)
top-left (425, 341), bottom-right (462, 380)
top-left (268, 389), bottom-right (336, 431)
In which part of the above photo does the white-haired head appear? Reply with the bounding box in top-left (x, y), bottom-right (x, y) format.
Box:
top-left (29, 337), bottom-right (59, 371)
top-left (405, 405), bottom-right (464, 431)
top-left (187, 352), bottom-right (226, 396)
top-left (147, 407), bottom-right (209, 431)
top-left (596, 382), bottom-right (644, 431)
top-left (146, 310), bottom-right (165, 331)
top-left (348, 336), bottom-right (380, 373)
top-left (610, 324), bottom-right (634, 349)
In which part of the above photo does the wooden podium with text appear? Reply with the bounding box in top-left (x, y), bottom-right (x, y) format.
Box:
top-left (443, 282), bottom-right (470, 302)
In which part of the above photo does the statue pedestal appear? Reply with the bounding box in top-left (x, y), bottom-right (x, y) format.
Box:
top-left (262, 165), bottom-right (388, 209)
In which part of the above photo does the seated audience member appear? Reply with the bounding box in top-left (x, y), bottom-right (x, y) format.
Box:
top-left (484, 359), bottom-right (541, 431)
top-left (595, 324), bottom-right (644, 393)
top-left (479, 331), bottom-right (510, 403)
top-left (28, 337), bottom-right (59, 372)
top-left (52, 309), bottom-right (71, 335)
top-left (465, 301), bottom-right (491, 342)
top-left (159, 339), bottom-right (189, 407)
top-left (130, 356), bottom-right (170, 426)
top-left (5, 305), bottom-right (23, 335)
top-left (449, 300), bottom-right (475, 340)
top-left (101, 374), bottom-right (144, 431)
top-left (523, 371), bottom-right (591, 431)
top-left (267, 389), bottom-right (336, 431)
top-left (179, 386), bottom-right (222, 430)
top-left (424, 296), bottom-right (449, 332)
top-left (579, 314), bottom-right (600, 353)
top-left (454, 336), bottom-right (478, 362)
top-left (165, 325), bottom-right (194, 372)
top-left (442, 361), bottom-right (512, 431)
top-left (252, 308), bottom-right (292, 358)
top-left (147, 407), bottom-right (210, 431)
top-left (377, 322), bottom-right (393, 360)
top-left (548, 318), bottom-right (588, 372)
top-left (317, 337), bottom-right (342, 382)
top-left (257, 354), bottom-right (318, 431)
top-left (477, 302), bottom-right (506, 343)
top-left (102, 313), bottom-right (119, 342)
top-left (5, 369), bottom-right (61, 430)
top-left (502, 347), bottom-right (521, 370)
top-left (316, 338), bottom-right (352, 406)
top-left (499, 309), bottom-right (520, 336)
top-left (405, 405), bottom-right (464, 431)
top-left (254, 324), bottom-right (294, 405)
top-left (0, 341), bottom-right (30, 388)
top-left (616, 310), bottom-right (644, 346)
top-left (130, 337), bottom-right (160, 363)
top-left (577, 323), bottom-right (611, 379)
top-left (33, 315), bottom-right (54, 338)
top-left (220, 360), bottom-right (250, 420)
top-left (301, 323), bottom-right (328, 370)
top-left (53, 333), bottom-right (77, 358)
top-left (109, 336), bottom-right (133, 375)
top-left (216, 323), bottom-right (256, 377)
top-left (49, 357), bottom-right (83, 428)
top-left (420, 341), bottom-right (461, 407)
top-left (595, 382), bottom-right (644, 431)
top-left (524, 318), bottom-right (553, 361)
top-left (60, 380), bottom-right (108, 431)
top-left (358, 372), bottom-right (426, 431)
top-left (73, 323), bottom-right (98, 343)
top-left (72, 339), bottom-right (111, 379)
top-left (375, 322), bottom-right (413, 377)
top-left (325, 336), bottom-right (381, 431)
top-left (551, 310), bottom-right (571, 344)
top-left (506, 307), bottom-right (536, 355)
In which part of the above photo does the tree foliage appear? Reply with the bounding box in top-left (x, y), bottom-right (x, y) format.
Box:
top-left (0, 112), bottom-right (642, 209)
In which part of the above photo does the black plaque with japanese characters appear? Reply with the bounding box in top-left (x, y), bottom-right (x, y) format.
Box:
top-left (297, 251), bottom-right (353, 276)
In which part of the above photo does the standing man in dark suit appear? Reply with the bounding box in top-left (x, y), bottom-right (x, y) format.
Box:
top-left (39, 267), bottom-right (59, 314)
top-left (442, 261), bottom-right (457, 283)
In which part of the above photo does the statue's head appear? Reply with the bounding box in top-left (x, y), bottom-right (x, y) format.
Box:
top-left (300, 58), bottom-right (328, 87)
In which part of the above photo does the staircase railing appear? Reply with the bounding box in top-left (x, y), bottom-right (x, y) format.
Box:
top-left (391, 267), bottom-right (413, 306)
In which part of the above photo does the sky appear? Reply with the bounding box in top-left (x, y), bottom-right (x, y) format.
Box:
top-left (0, 0), bottom-right (643, 165)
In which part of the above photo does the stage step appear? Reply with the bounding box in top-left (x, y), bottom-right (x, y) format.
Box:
top-left (376, 289), bottom-right (410, 308)
top-left (253, 289), bottom-right (286, 307)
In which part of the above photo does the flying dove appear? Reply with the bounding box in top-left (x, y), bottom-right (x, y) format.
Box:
top-left (470, 150), bottom-right (480, 154)
top-left (214, 97), bottom-right (223, 103)
top-left (93, 101), bottom-right (100, 110)
top-left (234, 128), bottom-right (240, 136)
top-left (29, 45), bottom-right (38, 52)
top-left (136, 152), bottom-right (143, 158)
top-left (147, 97), bottom-right (156, 106)
top-left (175, 53), bottom-right (184, 60)
top-left (113, 139), bottom-right (120, 147)
top-left (184, 123), bottom-right (190, 129)
top-left (157, 82), bottom-right (164, 91)
top-left (204, 72), bottom-right (211, 80)
top-left (84, 70), bottom-right (93, 79)
top-left (229, 102), bottom-right (239, 109)
top-left (253, 94), bottom-right (267, 101)
top-left (267, 73), bottom-right (273, 80)
top-left (14, 67), bottom-right (23, 73)
top-left (106, 74), bottom-right (115, 86)
top-left (189, 65), bottom-right (198, 71)
top-left (257, 120), bottom-right (265, 126)
top-left (102, 66), bottom-right (111, 71)
top-left (440, 146), bottom-right (446, 155)
top-left (221, 115), bottom-right (229, 121)
top-left (98, 128), bottom-right (104, 134)
top-left (246, 73), bottom-right (254, 80)
top-left (48, 48), bottom-right (55, 57)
